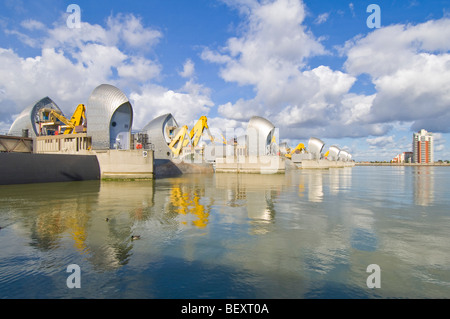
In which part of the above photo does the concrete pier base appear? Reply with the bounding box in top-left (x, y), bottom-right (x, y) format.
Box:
top-left (215, 155), bottom-right (285, 174)
top-left (0, 152), bottom-right (100, 185)
top-left (0, 135), bottom-right (33, 153)
top-left (299, 159), bottom-right (355, 169)
top-left (154, 159), bottom-right (214, 178)
top-left (94, 149), bottom-right (154, 179)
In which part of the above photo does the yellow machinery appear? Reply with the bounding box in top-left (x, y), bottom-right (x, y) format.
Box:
top-left (170, 186), bottom-right (209, 229)
top-left (168, 125), bottom-right (189, 157)
top-left (39, 104), bottom-right (87, 135)
top-left (66, 104), bottom-right (86, 134)
top-left (183, 116), bottom-right (214, 148)
top-left (285, 142), bottom-right (305, 159)
top-left (220, 134), bottom-right (228, 145)
top-left (169, 116), bottom-right (217, 157)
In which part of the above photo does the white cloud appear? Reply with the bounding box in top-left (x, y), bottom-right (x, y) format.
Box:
top-left (204, 2), bottom-right (450, 143)
top-left (20, 19), bottom-right (46, 31)
top-left (204, 0), bottom-right (326, 84)
top-left (433, 132), bottom-right (446, 152)
top-left (0, 120), bottom-right (11, 134)
top-left (202, 0), bottom-right (369, 139)
top-left (349, 3), bottom-right (355, 17)
top-left (0, 11), bottom-right (217, 138)
top-left (45, 21), bottom-right (109, 50)
top-left (201, 48), bottom-right (233, 64)
top-left (343, 19), bottom-right (450, 78)
top-left (207, 116), bottom-right (246, 132)
top-left (106, 14), bottom-right (162, 49)
top-left (0, 13), bottom-right (171, 127)
top-left (271, 66), bottom-right (356, 126)
top-left (366, 135), bottom-right (395, 148)
top-left (2, 0), bottom-right (449, 162)
top-left (4, 29), bottom-right (39, 47)
top-left (340, 93), bottom-right (375, 125)
top-left (314, 13), bottom-right (330, 25)
top-left (205, 1), bottom-right (450, 158)
top-left (361, 133), bottom-right (417, 161)
top-left (342, 18), bottom-right (450, 132)
top-left (372, 53), bottom-right (450, 122)
top-left (179, 59), bottom-right (195, 78)
top-left (116, 56), bottom-right (161, 82)
top-left (0, 42), bottom-right (130, 116)
top-left (0, 47), bottom-right (94, 110)
top-left (129, 79), bottom-right (214, 130)
top-left (217, 98), bottom-right (262, 121)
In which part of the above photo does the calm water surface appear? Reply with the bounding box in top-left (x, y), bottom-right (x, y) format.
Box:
top-left (0, 166), bottom-right (449, 299)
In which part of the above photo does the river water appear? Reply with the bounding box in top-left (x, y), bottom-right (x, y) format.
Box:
top-left (0, 166), bottom-right (449, 299)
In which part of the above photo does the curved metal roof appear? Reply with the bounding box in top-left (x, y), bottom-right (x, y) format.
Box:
top-left (339, 150), bottom-right (350, 161)
top-left (86, 84), bottom-right (133, 150)
top-left (88, 84), bottom-right (129, 115)
top-left (142, 113), bottom-right (179, 159)
top-left (142, 113), bottom-right (179, 144)
top-left (247, 116), bottom-right (275, 156)
top-left (248, 116), bottom-right (275, 138)
top-left (308, 137), bottom-right (325, 159)
top-left (327, 145), bottom-right (341, 161)
top-left (8, 96), bottom-right (62, 137)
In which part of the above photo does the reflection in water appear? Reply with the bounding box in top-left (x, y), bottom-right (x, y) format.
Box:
top-left (329, 168), bottom-right (340, 195)
top-left (88, 181), bottom-right (157, 270)
top-left (0, 181), bottom-right (101, 253)
top-left (308, 170), bottom-right (323, 203)
top-left (169, 179), bottom-right (211, 229)
top-left (413, 166), bottom-right (435, 206)
top-left (349, 208), bottom-right (378, 252)
top-left (294, 168), bottom-right (353, 202)
top-left (0, 166), bottom-right (449, 299)
top-left (0, 181), bottom-right (162, 272)
top-left (215, 173), bottom-right (285, 234)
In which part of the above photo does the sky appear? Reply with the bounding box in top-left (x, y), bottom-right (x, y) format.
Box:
top-left (0, 0), bottom-right (449, 161)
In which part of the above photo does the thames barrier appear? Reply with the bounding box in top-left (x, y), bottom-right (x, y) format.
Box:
top-left (1, 84), bottom-right (354, 185)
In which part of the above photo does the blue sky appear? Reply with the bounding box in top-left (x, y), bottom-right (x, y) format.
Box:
top-left (1, 0), bottom-right (449, 161)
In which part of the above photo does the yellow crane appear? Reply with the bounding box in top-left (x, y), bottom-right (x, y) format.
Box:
top-left (183, 116), bottom-right (214, 148)
top-left (39, 104), bottom-right (86, 135)
top-left (169, 116), bottom-right (218, 157)
top-left (168, 125), bottom-right (189, 157)
top-left (220, 134), bottom-right (228, 145)
top-left (65, 103), bottom-right (86, 134)
top-left (285, 142), bottom-right (305, 159)
top-left (170, 186), bottom-right (209, 229)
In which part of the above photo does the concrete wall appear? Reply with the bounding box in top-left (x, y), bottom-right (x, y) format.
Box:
top-left (0, 152), bottom-right (100, 185)
top-left (35, 133), bottom-right (92, 154)
top-left (0, 135), bottom-right (33, 153)
top-left (291, 153), bottom-right (312, 163)
top-left (154, 159), bottom-right (214, 178)
top-left (94, 149), bottom-right (154, 179)
top-left (215, 155), bottom-right (285, 174)
top-left (300, 159), bottom-right (355, 169)
top-left (356, 162), bottom-right (449, 166)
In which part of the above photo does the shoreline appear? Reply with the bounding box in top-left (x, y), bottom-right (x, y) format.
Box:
top-left (355, 162), bottom-right (450, 166)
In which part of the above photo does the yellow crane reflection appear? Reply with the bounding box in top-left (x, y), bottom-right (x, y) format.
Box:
top-left (170, 186), bottom-right (210, 229)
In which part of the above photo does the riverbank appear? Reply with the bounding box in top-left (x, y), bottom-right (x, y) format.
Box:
top-left (356, 162), bottom-right (450, 166)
